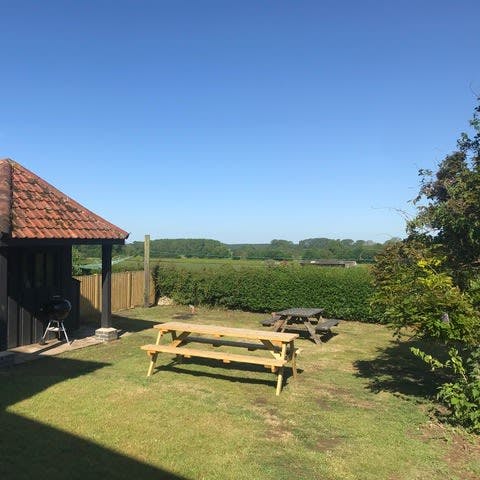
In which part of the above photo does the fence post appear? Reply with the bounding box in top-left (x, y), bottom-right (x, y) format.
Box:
top-left (93, 274), bottom-right (100, 311)
top-left (144, 234), bottom-right (150, 308)
top-left (128, 271), bottom-right (133, 309)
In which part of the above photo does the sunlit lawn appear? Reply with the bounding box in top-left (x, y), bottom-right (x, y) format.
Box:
top-left (1, 306), bottom-right (479, 480)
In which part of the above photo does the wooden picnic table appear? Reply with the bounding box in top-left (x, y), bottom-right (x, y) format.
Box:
top-left (264, 307), bottom-right (338, 345)
top-left (141, 322), bottom-right (299, 395)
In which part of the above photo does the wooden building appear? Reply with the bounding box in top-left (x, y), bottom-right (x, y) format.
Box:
top-left (0, 159), bottom-right (129, 351)
top-left (299, 259), bottom-right (357, 268)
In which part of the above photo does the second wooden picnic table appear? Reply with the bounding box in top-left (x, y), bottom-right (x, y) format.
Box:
top-left (266, 307), bottom-right (327, 345)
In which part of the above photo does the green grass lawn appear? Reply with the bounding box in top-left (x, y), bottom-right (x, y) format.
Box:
top-left (2, 306), bottom-right (479, 480)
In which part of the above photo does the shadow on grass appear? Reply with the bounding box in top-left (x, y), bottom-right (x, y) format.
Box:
top-left (171, 313), bottom-right (196, 321)
top-left (111, 311), bottom-right (197, 335)
top-left (151, 357), bottom-right (302, 389)
top-left (0, 356), bottom-right (187, 480)
top-left (79, 312), bottom-right (160, 336)
top-left (111, 314), bottom-right (159, 334)
top-left (296, 330), bottom-right (338, 343)
top-left (353, 339), bottom-right (447, 400)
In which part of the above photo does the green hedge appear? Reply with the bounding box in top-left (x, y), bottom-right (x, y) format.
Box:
top-left (153, 264), bottom-right (376, 322)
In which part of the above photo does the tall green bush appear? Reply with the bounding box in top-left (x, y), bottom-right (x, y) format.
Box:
top-left (153, 264), bottom-right (375, 321)
top-left (372, 100), bottom-right (480, 432)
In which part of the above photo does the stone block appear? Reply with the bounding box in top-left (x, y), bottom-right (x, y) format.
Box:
top-left (95, 327), bottom-right (119, 342)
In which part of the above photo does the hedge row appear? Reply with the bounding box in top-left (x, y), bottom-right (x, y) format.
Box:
top-left (153, 265), bottom-right (376, 322)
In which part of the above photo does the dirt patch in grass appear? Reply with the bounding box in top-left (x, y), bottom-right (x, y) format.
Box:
top-left (263, 409), bottom-right (293, 441)
top-left (443, 434), bottom-right (480, 480)
top-left (412, 422), bottom-right (480, 480)
top-left (316, 384), bottom-right (375, 410)
top-left (316, 435), bottom-right (342, 452)
top-left (252, 400), bottom-right (293, 442)
top-left (314, 397), bottom-right (332, 409)
top-left (252, 396), bottom-right (269, 407)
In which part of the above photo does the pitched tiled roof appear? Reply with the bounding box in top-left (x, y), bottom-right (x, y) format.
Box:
top-left (0, 158), bottom-right (129, 241)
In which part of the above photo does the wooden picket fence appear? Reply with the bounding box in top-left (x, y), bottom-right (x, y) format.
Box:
top-left (74, 271), bottom-right (155, 320)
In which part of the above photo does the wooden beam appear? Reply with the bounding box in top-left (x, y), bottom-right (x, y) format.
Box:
top-left (3, 238), bottom-right (126, 247)
top-left (0, 247), bottom-right (8, 351)
top-left (143, 234), bottom-right (150, 307)
top-left (101, 244), bottom-right (112, 328)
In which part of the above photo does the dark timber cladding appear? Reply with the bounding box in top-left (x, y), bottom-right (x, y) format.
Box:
top-left (0, 158), bottom-right (129, 350)
top-left (0, 247), bottom-right (8, 351)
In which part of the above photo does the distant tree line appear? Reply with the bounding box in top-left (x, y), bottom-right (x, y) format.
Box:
top-left (74, 237), bottom-right (398, 262)
top-left (229, 238), bottom-right (398, 262)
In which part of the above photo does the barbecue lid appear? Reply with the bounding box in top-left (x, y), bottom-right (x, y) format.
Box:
top-left (41, 296), bottom-right (72, 321)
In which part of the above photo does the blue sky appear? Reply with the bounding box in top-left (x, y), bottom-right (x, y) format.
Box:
top-left (1, 1), bottom-right (479, 244)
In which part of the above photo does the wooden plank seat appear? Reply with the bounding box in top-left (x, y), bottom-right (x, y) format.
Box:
top-left (315, 318), bottom-right (340, 333)
top-left (141, 344), bottom-right (287, 368)
top-left (261, 314), bottom-right (282, 326)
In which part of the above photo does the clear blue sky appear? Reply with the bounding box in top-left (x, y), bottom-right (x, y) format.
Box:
top-left (1, 1), bottom-right (479, 244)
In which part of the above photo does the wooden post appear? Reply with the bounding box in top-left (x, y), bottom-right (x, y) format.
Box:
top-left (127, 271), bottom-right (133, 308)
top-left (0, 247), bottom-right (8, 351)
top-left (144, 234), bottom-right (150, 307)
top-left (101, 244), bottom-right (112, 328)
top-left (95, 243), bottom-right (118, 342)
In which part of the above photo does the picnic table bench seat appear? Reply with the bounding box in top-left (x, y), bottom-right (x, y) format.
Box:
top-left (315, 318), bottom-right (340, 333)
top-left (261, 314), bottom-right (282, 326)
top-left (141, 344), bottom-right (287, 368)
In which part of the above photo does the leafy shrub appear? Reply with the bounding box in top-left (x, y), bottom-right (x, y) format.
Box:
top-left (371, 241), bottom-right (480, 343)
top-left (372, 240), bottom-right (480, 431)
top-left (412, 346), bottom-right (480, 433)
top-left (372, 101), bottom-right (480, 432)
top-left (153, 264), bottom-right (375, 321)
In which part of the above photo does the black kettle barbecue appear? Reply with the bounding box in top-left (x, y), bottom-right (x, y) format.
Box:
top-left (39, 296), bottom-right (72, 345)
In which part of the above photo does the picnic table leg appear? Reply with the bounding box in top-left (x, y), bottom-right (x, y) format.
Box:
top-left (303, 319), bottom-right (323, 345)
top-left (275, 343), bottom-right (288, 395)
top-left (280, 316), bottom-right (295, 333)
top-left (169, 331), bottom-right (192, 362)
top-left (272, 318), bottom-right (286, 332)
top-left (155, 331), bottom-right (164, 345)
top-left (275, 366), bottom-right (284, 396)
top-left (147, 352), bottom-right (158, 376)
top-left (289, 341), bottom-right (298, 379)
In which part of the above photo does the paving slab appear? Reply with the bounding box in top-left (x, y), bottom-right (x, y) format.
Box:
top-left (7, 326), bottom-right (106, 364)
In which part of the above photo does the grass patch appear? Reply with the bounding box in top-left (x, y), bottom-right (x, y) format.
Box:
top-left (1, 306), bottom-right (479, 479)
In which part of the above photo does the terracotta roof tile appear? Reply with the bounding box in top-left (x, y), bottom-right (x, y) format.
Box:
top-left (0, 158), bottom-right (129, 241)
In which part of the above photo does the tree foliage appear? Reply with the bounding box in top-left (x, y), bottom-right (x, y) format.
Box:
top-left (372, 240), bottom-right (479, 344)
top-left (74, 237), bottom-right (388, 263)
top-left (372, 99), bottom-right (480, 432)
top-left (408, 100), bottom-right (480, 288)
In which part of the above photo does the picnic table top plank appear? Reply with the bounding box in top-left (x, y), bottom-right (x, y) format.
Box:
top-left (154, 322), bottom-right (298, 342)
top-left (276, 307), bottom-right (324, 317)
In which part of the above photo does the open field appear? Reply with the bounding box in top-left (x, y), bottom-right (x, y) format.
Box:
top-left (80, 256), bottom-right (275, 274)
top-left (2, 306), bottom-right (479, 480)
top-left (153, 257), bottom-right (269, 271)
top-left (79, 256), bottom-right (373, 274)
